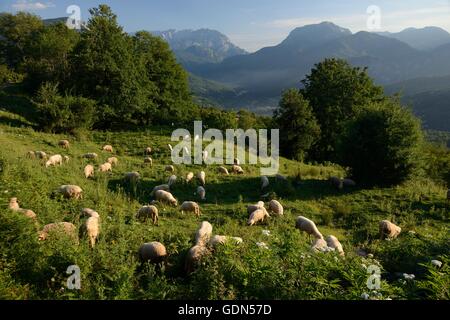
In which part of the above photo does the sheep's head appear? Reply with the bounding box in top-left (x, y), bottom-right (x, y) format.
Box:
top-left (38, 231), bottom-right (47, 241)
top-left (171, 199), bottom-right (178, 207)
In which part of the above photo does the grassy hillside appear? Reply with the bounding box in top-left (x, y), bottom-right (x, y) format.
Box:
top-left (0, 108), bottom-right (448, 300)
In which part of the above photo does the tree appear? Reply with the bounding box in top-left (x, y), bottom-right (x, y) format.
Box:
top-left (301, 58), bottom-right (385, 161)
top-left (274, 89), bottom-right (321, 161)
top-left (338, 99), bottom-right (424, 186)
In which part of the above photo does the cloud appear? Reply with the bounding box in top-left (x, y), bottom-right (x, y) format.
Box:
top-left (12, 0), bottom-right (55, 11)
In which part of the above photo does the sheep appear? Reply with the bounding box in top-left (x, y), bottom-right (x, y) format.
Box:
top-left (197, 186), bottom-right (206, 200)
top-left (195, 221), bottom-right (212, 246)
top-left (168, 175), bottom-right (177, 187)
top-left (144, 147), bottom-right (152, 155)
top-left (165, 165), bottom-right (175, 173)
top-left (247, 208), bottom-right (270, 226)
top-left (231, 164), bottom-right (244, 174)
top-left (151, 184), bottom-right (171, 196)
top-left (311, 238), bottom-right (328, 252)
top-left (138, 242), bottom-right (167, 264)
top-left (144, 157), bottom-right (153, 166)
top-left (107, 157), bottom-right (118, 166)
top-left (99, 162), bottom-right (112, 173)
top-left (234, 158), bottom-right (240, 165)
top-left (343, 178), bottom-right (356, 187)
top-left (82, 216), bottom-right (100, 248)
top-left (247, 201), bottom-right (265, 214)
top-left (295, 216), bottom-right (323, 240)
top-left (181, 201), bottom-right (201, 217)
top-left (63, 155), bottom-right (70, 163)
top-left (218, 166), bottom-right (229, 175)
top-left (81, 208), bottom-right (100, 219)
top-left (379, 220), bottom-right (402, 240)
top-left (124, 171), bottom-right (141, 183)
top-left (329, 176), bottom-right (343, 190)
top-left (84, 164), bottom-right (94, 179)
top-left (35, 151), bottom-right (47, 159)
top-left (26, 151), bottom-right (36, 159)
top-left (8, 197), bottom-right (36, 219)
top-left (186, 172), bottom-right (194, 183)
top-left (58, 140), bottom-right (70, 149)
top-left (38, 222), bottom-right (78, 242)
top-left (136, 205), bottom-right (159, 225)
top-left (197, 171), bottom-right (206, 186)
top-left (45, 154), bottom-right (63, 168)
top-left (261, 176), bottom-right (269, 190)
top-left (185, 245), bottom-right (209, 274)
top-left (82, 153), bottom-right (98, 160)
top-left (326, 235), bottom-right (345, 256)
top-left (154, 190), bottom-right (178, 206)
top-left (102, 145), bottom-right (113, 152)
top-left (268, 199), bottom-right (283, 216)
top-left (57, 185), bottom-right (83, 200)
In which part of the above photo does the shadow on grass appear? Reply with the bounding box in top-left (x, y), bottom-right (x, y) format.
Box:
top-left (0, 91), bottom-right (38, 127)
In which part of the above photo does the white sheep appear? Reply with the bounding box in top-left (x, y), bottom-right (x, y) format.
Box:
top-left (268, 199), bottom-right (284, 216)
top-left (84, 164), bottom-right (94, 179)
top-left (165, 165), bottom-right (175, 173)
top-left (8, 197), bottom-right (36, 219)
top-left (379, 220), bottom-right (402, 240)
top-left (82, 153), bottom-right (98, 160)
top-left (168, 175), bottom-right (177, 187)
top-left (185, 245), bottom-right (209, 274)
top-left (63, 155), bottom-right (70, 163)
top-left (311, 237), bottom-right (328, 252)
top-left (35, 151), bottom-right (47, 159)
top-left (83, 216), bottom-right (100, 248)
top-left (326, 235), bottom-right (345, 256)
top-left (295, 216), bottom-right (323, 239)
top-left (218, 166), bottom-right (229, 175)
top-left (186, 172), bottom-right (194, 183)
top-left (45, 154), bottom-right (63, 168)
top-left (144, 147), bottom-right (152, 155)
top-left (144, 157), bottom-right (153, 166)
top-left (81, 208), bottom-right (100, 219)
top-left (195, 221), bottom-right (213, 246)
top-left (261, 176), bottom-right (269, 190)
top-left (107, 157), bottom-right (118, 166)
top-left (231, 164), bottom-right (244, 174)
top-left (57, 185), bottom-right (83, 200)
top-left (124, 171), bottom-right (141, 182)
top-left (151, 184), bottom-right (170, 196)
top-left (197, 171), bottom-right (206, 186)
top-left (26, 151), bottom-right (36, 159)
top-left (247, 201), bottom-right (265, 214)
top-left (197, 186), bottom-right (206, 200)
top-left (139, 242), bottom-right (167, 264)
top-left (58, 140), bottom-right (70, 149)
top-left (38, 222), bottom-right (78, 242)
top-left (247, 208), bottom-right (270, 226)
top-left (102, 145), bottom-right (113, 152)
top-left (181, 201), bottom-right (201, 217)
top-left (154, 190), bottom-right (178, 206)
top-left (99, 162), bottom-right (112, 173)
top-left (136, 205), bottom-right (159, 225)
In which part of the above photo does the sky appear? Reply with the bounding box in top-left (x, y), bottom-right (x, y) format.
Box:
top-left (1, 0), bottom-right (450, 52)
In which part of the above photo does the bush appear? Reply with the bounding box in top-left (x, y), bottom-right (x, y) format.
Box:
top-left (34, 82), bottom-right (97, 133)
top-left (338, 100), bottom-right (424, 187)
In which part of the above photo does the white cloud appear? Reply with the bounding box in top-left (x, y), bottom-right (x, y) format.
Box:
top-left (12, 0), bottom-right (55, 11)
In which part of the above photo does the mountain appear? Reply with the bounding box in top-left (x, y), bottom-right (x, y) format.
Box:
top-left (378, 27), bottom-right (450, 51)
top-left (152, 29), bottom-right (247, 65)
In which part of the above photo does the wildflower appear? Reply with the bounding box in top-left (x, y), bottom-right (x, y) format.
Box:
top-left (403, 273), bottom-right (415, 280)
top-left (431, 260), bottom-right (442, 268)
top-left (361, 293), bottom-right (369, 300)
top-left (262, 230), bottom-right (271, 236)
top-left (256, 242), bottom-right (269, 250)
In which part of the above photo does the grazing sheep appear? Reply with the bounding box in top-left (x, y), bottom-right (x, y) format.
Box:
top-left (151, 184), bottom-right (171, 196)
top-left (247, 201), bottom-right (265, 214)
top-left (197, 186), bottom-right (206, 200)
top-left (8, 197), bottom-right (36, 219)
top-left (144, 157), bottom-right (153, 166)
top-left (107, 157), bottom-right (118, 166)
top-left (38, 222), bottom-right (77, 242)
top-left (45, 154), bottom-right (63, 168)
top-left (165, 165), bottom-right (175, 173)
top-left (197, 171), bottom-right (206, 186)
top-left (231, 164), bottom-right (244, 174)
top-left (144, 147), bottom-right (152, 155)
top-left (379, 220), bottom-right (402, 240)
top-left (57, 185), bottom-right (83, 200)
top-left (26, 151), bottom-right (36, 159)
top-left (234, 158), bottom-right (240, 165)
top-left (195, 221), bottom-right (213, 246)
top-left (63, 155), bottom-right (70, 163)
top-left (168, 175), bottom-right (177, 187)
top-left (99, 162), bottom-right (112, 173)
top-left (247, 208), bottom-right (270, 226)
top-left (326, 235), bottom-right (345, 256)
top-left (295, 216), bottom-right (323, 239)
top-left (329, 177), bottom-right (343, 190)
top-left (136, 205), bottom-right (159, 225)
top-left (124, 172), bottom-right (141, 182)
top-left (185, 245), bottom-right (209, 274)
top-left (35, 151), bottom-right (47, 159)
top-left (58, 140), bottom-right (70, 149)
top-left (181, 201), bottom-right (201, 217)
top-left (311, 238), bottom-right (328, 252)
top-left (186, 172), bottom-right (194, 183)
top-left (84, 164), bottom-right (94, 179)
top-left (342, 178), bottom-right (356, 187)
top-left (268, 199), bottom-right (283, 216)
top-left (83, 216), bottom-right (100, 248)
top-left (154, 190), bottom-right (178, 206)
top-left (139, 242), bottom-right (167, 264)
top-left (102, 145), bottom-right (113, 152)
top-left (81, 208), bottom-right (100, 219)
top-left (218, 166), bottom-right (229, 175)
top-left (82, 153), bottom-right (98, 160)
top-left (261, 176), bottom-right (269, 190)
